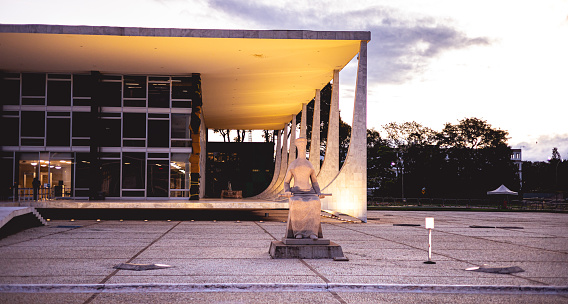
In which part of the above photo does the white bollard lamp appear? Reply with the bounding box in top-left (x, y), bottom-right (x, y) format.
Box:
top-left (424, 217), bottom-right (436, 264)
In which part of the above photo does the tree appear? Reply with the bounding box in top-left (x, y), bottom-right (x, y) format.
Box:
top-left (262, 130), bottom-right (274, 143)
top-left (233, 130), bottom-right (248, 142)
top-left (367, 128), bottom-right (396, 196)
top-left (551, 147), bottom-right (562, 161)
top-left (213, 129), bottom-right (231, 142)
top-left (382, 121), bottom-right (437, 148)
top-left (437, 118), bottom-right (508, 149)
top-left (368, 118), bottom-right (519, 199)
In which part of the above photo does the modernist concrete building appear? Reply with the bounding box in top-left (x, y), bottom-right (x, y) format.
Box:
top-left (0, 24), bottom-right (370, 221)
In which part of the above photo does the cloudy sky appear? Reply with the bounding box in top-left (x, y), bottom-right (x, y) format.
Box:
top-left (1, 0), bottom-right (567, 161)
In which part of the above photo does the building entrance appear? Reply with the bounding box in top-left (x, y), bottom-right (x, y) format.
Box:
top-left (17, 152), bottom-right (73, 200)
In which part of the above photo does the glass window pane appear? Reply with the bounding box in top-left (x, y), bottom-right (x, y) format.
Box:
top-left (0, 154), bottom-right (14, 200)
top-left (171, 77), bottom-right (192, 99)
top-left (171, 114), bottom-right (189, 139)
top-left (122, 153), bottom-right (145, 189)
top-left (18, 159), bottom-right (38, 200)
top-left (1, 78), bottom-right (20, 105)
top-left (73, 74), bottom-right (91, 98)
top-left (49, 158), bottom-right (73, 198)
top-left (47, 81), bottom-right (71, 106)
top-left (46, 118), bottom-right (70, 146)
top-left (123, 113), bottom-right (146, 138)
top-left (101, 119), bottom-right (121, 147)
top-left (148, 120), bottom-right (169, 147)
top-left (148, 82), bottom-right (170, 108)
top-left (21, 111), bottom-right (45, 137)
top-left (170, 153), bottom-right (189, 197)
top-left (75, 153), bottom-right (90, 189)
top-left (0, 117), bottom-right (19, 146)
top-left (22, 73), bottom-right (45, 96)
top-left (147, 160), bottom-right (169, 197)
top-left (123, 76), bottom-right (146, 98)
top-left (99, 82), bottom-right (122, 107)
top-left (72, 112), bottom-right (91, 138)
top-left (101, 159), bottom-right (121, 197)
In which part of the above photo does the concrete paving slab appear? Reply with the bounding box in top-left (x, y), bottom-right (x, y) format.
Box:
top-left (107, 275), bottom-right (326, 284)
top-left (0, 246), bottom-right (143, 259)
top-left (337, 292), bottom-right (568, 304)
top-left (125, 258), bottom-right (314, 277)
top-left (0, 275), bottom-right (107, 284)
top-left (0, 293), bottom-right (94, 304)
top-left (440, 249), bottom-right (568, 262)
top-left (41, 231), bottom-right (165, 239)
top-left (0, 210), bottom-right (567, 303)
top-left (326, 274), bottom-right (541, 285)
top-left (153, 238), bottom-right (270, 248)
top-left (137, 246), bottom-right (272, 259)
top-left (90, 291), bottom-right (339, 304)
top-left (342, 248), bottom-right (453, 261)
top-left (0, 258), bottom-right (124, 277)
top-left (8, 238), bottom-right (154, 247)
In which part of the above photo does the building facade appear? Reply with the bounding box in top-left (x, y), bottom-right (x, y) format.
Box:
top-left (1, 72), bottom-right (198, 200)
top-left (0, 24), bottom-right (370, 220)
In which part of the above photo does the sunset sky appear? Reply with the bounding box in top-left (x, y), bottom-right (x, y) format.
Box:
top-left (1, 0), bottom-right (567, 161)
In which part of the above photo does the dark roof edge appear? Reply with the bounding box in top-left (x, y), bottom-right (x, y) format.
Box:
top-left (0, 24), bottom-right (371, 41)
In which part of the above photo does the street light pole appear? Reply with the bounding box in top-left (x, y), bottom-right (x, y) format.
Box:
top-left (401, 157), bottom-right (404, 202)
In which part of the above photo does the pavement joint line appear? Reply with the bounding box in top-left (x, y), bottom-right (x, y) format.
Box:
top-left (82, 221), bottom-right (182, 304)
top-left (327, 222), bottom-right (553, 286)
top-left (257, 220), bottom-right (348, 304)
top-left (298, 259), bottom-right (348, 304)
top-left (1, 283), bottom-right (567, 295)
top-left (0, 221), bottom-right (102, 248)
top-left (438, 229), bottom-right (568, 256)
top-left (253, 221), bottom-right (278, 241)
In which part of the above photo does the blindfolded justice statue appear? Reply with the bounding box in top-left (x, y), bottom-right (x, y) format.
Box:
top-left (281, 137), bottom-right (330, 241)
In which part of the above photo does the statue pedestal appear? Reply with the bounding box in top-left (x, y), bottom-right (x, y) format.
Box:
top-left (282, 238), bottom-right (330, 245)
top-left (269, 240), bottom-right (344, 259)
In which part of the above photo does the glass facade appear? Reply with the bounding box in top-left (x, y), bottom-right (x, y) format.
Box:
top-left (0, 72), bottom-right (199, 200)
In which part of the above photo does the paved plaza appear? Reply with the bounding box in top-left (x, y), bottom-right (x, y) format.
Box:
top-left (0, 210), bottom-right (567, 303)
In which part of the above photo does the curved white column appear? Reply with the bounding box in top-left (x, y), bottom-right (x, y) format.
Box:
top-left (316, 69), bottom-right (340, 187)
top-left (265, 123), bottom-right (289, 199)
top-left (321, 41), bottom-right (368, 222)
top-left (255, 130), bottom-right (281, 199)
top-left (309, 89), bottom-right (321, 175)
top-left (288, 115), bottom-right (296, 168)
top-left (300, 103), bottom-right (307, 139)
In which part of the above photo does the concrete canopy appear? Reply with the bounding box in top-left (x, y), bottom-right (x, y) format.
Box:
top-left (0, 25), bottom-right (370, 130)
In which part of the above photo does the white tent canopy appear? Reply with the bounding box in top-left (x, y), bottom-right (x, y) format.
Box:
top-left (487, 184), bottom-right (518, 196)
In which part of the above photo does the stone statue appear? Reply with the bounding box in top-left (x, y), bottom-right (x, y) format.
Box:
top-left (283, 137), bottom-right (325, 240)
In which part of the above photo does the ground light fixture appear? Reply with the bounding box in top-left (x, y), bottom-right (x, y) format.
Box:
top-left (424, 217), bottom-right (436, 264)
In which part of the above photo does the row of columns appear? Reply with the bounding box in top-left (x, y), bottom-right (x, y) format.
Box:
top-left (254, 41), bottom-right (368, 221)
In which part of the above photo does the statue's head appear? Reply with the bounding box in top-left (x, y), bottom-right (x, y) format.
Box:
top-left (295, 137), bottom-right (307, 149)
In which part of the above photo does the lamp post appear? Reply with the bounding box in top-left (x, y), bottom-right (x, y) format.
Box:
top-left (391, 152), bottom-right (405, 203)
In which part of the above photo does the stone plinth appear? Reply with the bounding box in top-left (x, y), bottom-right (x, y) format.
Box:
top-left (282, 238), bottom-right (330, 245)
top-left (269, 240), bottom-right (344, 259)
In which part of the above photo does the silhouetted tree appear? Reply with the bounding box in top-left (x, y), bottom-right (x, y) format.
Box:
top-left (213, 129), bottom-right (231, 142)
top-left (437, 118), bottom-right (509, 149)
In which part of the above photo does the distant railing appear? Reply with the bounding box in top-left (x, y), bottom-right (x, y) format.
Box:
top-left (367, 197), bottom-right (568, 211)
top-left (17, 187), bottom-right (51, 201)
